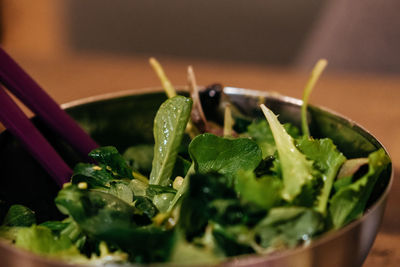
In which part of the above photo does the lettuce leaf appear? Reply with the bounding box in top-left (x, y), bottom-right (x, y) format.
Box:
top-left (260, 105), bottom-right (314, 201)
top-left (297, 137), bottom-right (346, 213)
top-left (329, 148), bottom-right (390, 229)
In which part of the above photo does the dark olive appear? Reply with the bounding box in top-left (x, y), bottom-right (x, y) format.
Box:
top-left (199, 83), bottom-right (223, 120)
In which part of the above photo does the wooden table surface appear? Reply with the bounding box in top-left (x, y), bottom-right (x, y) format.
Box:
top-left (3, 51), bottom-right (400, 266)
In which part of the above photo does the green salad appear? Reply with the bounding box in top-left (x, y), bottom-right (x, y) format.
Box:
top-left (0, 59), bottom-right (390, 265)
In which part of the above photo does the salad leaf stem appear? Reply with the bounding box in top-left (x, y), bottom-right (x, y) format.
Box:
top-left (149, 58), bottom-right (177, 98)
top-left (301, 59), bottom-right (327, 137)
top-left (223, 104), bottom-right (233, 138)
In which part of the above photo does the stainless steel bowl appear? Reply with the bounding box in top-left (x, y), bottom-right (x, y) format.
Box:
top-left (0, 87), bottom-right (393, 267)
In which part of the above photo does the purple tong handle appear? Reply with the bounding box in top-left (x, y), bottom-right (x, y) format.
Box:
top-left (0, 87), bottom-right (71, 186)
top-left (0, 48), bottom-right (98, 160)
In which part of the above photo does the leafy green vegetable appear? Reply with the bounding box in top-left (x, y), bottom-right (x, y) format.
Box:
top-left (71, 163), bottom-right (113, 188)
top-left (55, 185), bottom-right (137, 237)
top-left (3, 205), bottom-right (35, 227)
top-left (254, 207), bottom-right (324, 249)
top-left (189, 133), bottom-right (262, 185)
top-left (297, 137), bottom-right (346, 213)
top-left (0, 67), bottom-right (391, 265)
top-left (170, 234), bottom-right (221, 264)
top-left (55, 184), bottom-right (175, 263)
top-left (212, 223), bottom-right (254, 256)
top-left (179, 173), bottom-right (236, 238)
top-left (260, 105), bottom-right (315, 201)
top-left (15, 225), bottom-right (82, 257)
top-left (245, 120), bottom-right (300, 158)
top-left (329, 149), bottom-right (390, 229)
top-left (235, 170), bottom-right (282, 210)
top-left (89, 146), bottom-right (133, 179)
top-left (150, 96), bottom-right (193, 186)
top-left (123, 144), bottom-right (154, 175)
top-left (108, 181), bottom-right (134, 203)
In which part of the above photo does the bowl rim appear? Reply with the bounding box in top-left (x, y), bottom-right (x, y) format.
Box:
top-left (0, 86), bottom-right (394, 266)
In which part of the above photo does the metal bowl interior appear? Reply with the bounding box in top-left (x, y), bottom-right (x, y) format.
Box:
top-left (0, 87), bottom-right (393, 267)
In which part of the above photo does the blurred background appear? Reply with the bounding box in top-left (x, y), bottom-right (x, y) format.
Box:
top-left (2, 0), bottom-right (400, 74)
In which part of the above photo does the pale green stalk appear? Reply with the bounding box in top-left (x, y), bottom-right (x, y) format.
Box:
top-left (301, 59), bottom-right (328, 137)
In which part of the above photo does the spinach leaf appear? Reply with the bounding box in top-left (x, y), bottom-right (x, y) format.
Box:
top-left (55, 185), bottom-right (137, 237)
top-left (89, 146), bottom-right (133, 179)
top-left (55, 185), bottom-right (174, 263)
top-left (261, 105), bottom-right (315, 202)
top-left (189, 133), bottom-right (262, 184)
top-left (329, 149), bottom-right (390, 229)
top-left (3, 204), bottom-right (35, 227)
top-left (235, 170), bottom-right (282, 210)
top-left (150, 96), bottom-right (193, 186)
top-left (71, 163), bottom-right (114, 188)
top-left (297, 137), bottom-right (346, 213)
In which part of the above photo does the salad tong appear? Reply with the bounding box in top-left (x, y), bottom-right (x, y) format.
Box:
top-left (0, 47), bottom-right (98, 187)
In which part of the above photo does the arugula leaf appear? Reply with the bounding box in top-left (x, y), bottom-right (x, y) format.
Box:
top-left (3, 204), bottom-right (36, 227)
top-left (329, 148), bottom-right (390, 229)
top-left (89, 146), bottom-right (133, 179)
top-left (235, 170), bottom-right (282, 210)
top-left (260, 105), bottom-right (314, 201)
top-left (189, 133), bottom-right (262, 184)
top-left (150, 96), bottom-right (193, 186)
top-left (297, 137), bottom-right (346, 213)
